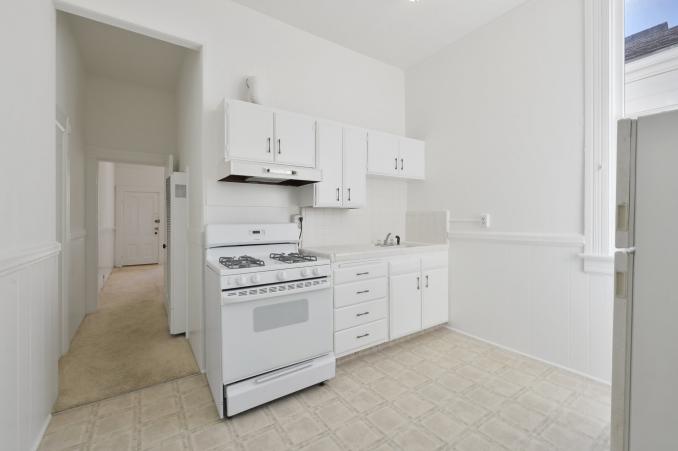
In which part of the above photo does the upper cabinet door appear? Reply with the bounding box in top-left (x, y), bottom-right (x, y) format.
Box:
top-left (274, 111), bottom-right (316, 168)
top-left (342, 127), bottom-right (368, 208)
top-left (315, 122), bottom-right (343, 207)
top-left (226, 101), bottom-right (274, 163)
top-left (399, 137), bottom-right (425, 180)
top-left (367, 131), bottom-right (399, 176)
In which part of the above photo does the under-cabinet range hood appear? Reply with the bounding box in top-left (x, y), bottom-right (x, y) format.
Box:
top-left (218, 160), bottom-right (322, 186)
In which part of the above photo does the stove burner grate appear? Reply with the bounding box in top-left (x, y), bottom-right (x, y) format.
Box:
top-left (269, 252), bottom-right (318, 264)
top-left (219, 255), bottom-right (265, 269)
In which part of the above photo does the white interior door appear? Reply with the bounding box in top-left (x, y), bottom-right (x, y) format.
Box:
top-left (121, 191), bottom-right (160, 266)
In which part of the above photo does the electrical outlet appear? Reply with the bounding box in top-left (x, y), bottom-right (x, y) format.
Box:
top-left (480, 213), bottom-right (491, 229)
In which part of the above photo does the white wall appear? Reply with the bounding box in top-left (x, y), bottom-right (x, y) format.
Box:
top-left (406, 0), bottom-right (613, 382)
top-left (113, 163), bottom-right (166, 266)
top-left (85, 76), bottom-right (177, 156)
top-left (58, 0), bottom-right (407, 369)
top-left (56, 12), bottom-right (88, 350)
top-left (97, 161), bottom-right (115, 290)
top-left (1, 1), bottom-right (61, 450)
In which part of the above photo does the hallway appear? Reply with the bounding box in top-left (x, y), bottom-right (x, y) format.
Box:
top-left (54, 265), bottom-right (199, 412)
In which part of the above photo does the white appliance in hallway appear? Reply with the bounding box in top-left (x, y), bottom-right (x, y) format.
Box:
top-left (165, 172), bottom-right (188, 335)
top-left (204, 223), bottom-right (335, 418)
top-left (612, 110), bottom-right (678, 451)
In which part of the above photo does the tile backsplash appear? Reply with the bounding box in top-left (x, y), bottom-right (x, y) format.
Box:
top-left (301, 178), bottom-right (408, 247)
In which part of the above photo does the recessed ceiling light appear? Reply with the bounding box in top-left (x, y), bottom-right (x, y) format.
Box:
top-left (409, 0), bottom-right (421, 3)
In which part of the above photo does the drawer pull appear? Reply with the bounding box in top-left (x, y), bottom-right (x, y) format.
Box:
top-left (356, 333), bottom-right (370, 339)
top-left (356, 289), bottom-right (370, 295)
top-left (356, 311), bottom-right (370, 317)
top-left (356, 272), bottom-right (369, 276)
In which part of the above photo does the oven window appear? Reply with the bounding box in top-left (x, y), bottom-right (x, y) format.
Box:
top-left (253, 299), bottom-right (309, 332)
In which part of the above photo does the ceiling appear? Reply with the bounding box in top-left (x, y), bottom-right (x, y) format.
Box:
top-left (64, 13), bottom-right (190, 91)
top-left (230, 0), bottom-right (530, 68)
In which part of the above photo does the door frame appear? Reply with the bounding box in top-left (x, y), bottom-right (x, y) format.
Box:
top-left (56, 110), bottom-right (71, 355)
top-left (115, 185), bottom-right (162, 267)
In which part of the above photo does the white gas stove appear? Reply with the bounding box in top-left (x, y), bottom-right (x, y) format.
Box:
top-left (204, 223), bottom-right (335, 418)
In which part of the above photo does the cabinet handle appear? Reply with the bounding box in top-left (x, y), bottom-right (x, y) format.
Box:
top-left (356, 333), bottom-right (370, 339)
top-left (356, 312), bottom-right (370, 317)
top-left (277, 138), bottom-right (281, 154)
top-left (347, 188), bottom-right (351, 202)
top-left (395, 157), bottom-right (398, 170)
top-left (267, 137), bottom-right (271, 153)
top-left (356, 272), bottom-right (369, 276)
top-left (425, 275), bottom-right (429, 288)
top-left (336, 187), bottom-right (340, 202)
top-left (400, 158), bottom-right (404, 171)
top-left (356, 289), bottom-right (370, 295)
top-left (417, 276), bottom-right (420, 290)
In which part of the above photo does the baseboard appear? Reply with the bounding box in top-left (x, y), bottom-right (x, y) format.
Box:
top-left (445, 325), bottom-right (611, 386)
top-left (31, 413), bottom-right (51, 451)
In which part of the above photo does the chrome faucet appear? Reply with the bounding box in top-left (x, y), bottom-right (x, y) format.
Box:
top-left (383, 232), bottom-right (392, 245)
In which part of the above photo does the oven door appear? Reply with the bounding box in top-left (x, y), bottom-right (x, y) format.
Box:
top-left (221, 284), bottom-right (333, 384)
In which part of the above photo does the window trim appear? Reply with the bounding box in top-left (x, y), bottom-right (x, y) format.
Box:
top-left (582, 0), bottom-right (624, 274)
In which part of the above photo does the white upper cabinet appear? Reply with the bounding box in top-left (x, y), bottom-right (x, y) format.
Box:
top-left (399, 137), bottom-right (425, 180)
top-left (367, 131), bottom-right (399, 177)
top-left (225, 101), bottom-right (274, 163)
top-left (367, 131), bottom-right (426, 180)
top-left (342, 127), bottom-right (367, 208)
top-left (225, 100), bottom-right (316, 167)
top-left (315, 122), bottom-right (343, 207)
top-left (274, 111), bottom-right (316, 168)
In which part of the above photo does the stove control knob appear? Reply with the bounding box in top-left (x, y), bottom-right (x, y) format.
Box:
top-left (235, 276), bottom-right (247, 286)
top-left (250, 274), bottom-right (261, 284)
top-left (301, 268), bottom-right (311, 277)
top-left (312, 267), bottom-right (321, 276)
top-left (277, 271), bottom-right (287, 281)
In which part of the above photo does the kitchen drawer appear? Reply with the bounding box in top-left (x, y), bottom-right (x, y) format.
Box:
top-left (389, 258), bottom-right (420, 276)
top-left (334, 319), bottom-right (387, 357)
top-left (335, 298), bottom-right (387, 331)
top-left (334, 261), bottom-right (387, 285)
top-left (421, 252), bottom-right (448, 270)
top-left (334, 277), bottom-right (387, 308)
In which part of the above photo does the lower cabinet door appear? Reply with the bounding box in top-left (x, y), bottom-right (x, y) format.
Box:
top-left (389, 272), bottom-right (422, 339)
top-left (422, 267), bottom-right (449, 329)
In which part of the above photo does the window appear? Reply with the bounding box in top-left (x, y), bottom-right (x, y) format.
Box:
top-left (625, 0), bottom-right (678, 115)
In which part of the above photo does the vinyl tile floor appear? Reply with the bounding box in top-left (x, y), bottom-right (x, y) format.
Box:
top-left (39, 327), bottom-right (611, 451)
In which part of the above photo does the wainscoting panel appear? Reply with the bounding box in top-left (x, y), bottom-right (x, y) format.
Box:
top-left (69, 231), bottom-right (87, 346)
top-left (448, 233), bottom-right (614, 382)
top-left (0, 244), bottom-right (60, 451)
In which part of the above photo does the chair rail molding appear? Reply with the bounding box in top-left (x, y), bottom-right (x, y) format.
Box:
top-left (0, 241), bottom-right (61, 278)
top-left (448, 231), bottom-right (585, 247)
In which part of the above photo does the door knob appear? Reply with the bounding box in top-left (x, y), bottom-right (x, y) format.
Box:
top-left (154, 219), bottom-right (160, 223)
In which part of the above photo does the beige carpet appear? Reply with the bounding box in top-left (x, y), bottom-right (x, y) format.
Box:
top-left (54, 264), bottom-right (199, 412)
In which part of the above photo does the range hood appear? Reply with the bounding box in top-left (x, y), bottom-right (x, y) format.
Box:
top-left (218, 160), bottom-right (322, 186)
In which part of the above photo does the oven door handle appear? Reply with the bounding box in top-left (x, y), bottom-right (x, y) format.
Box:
top-left (254, 362), bottom-right (314, 384)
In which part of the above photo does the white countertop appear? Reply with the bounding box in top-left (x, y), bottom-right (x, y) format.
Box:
top-left (302, 241), bottom-right (448, 262)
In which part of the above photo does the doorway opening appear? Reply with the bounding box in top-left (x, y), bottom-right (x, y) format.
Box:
top-left (55, 11), bottom-right (202, 411)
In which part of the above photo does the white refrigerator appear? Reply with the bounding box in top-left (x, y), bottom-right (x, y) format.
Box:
top-left (611, 110), bottom-right (678, 451)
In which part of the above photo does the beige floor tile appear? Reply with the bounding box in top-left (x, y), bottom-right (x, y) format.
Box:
top-left (417, 382), bottom-right (454, 406)
top-left (498, 368), bottom-right (537, 387)
top-left (366, 405), bottom-right (408, 434)
top-left (372, 358), bottom-right (406, 374)
top-left (242, 428), bottom-right (289, 451)
top-left (89, 430), bottom-right (134, 451)
top-left (531, 381), bottom-right (575, 403)
top-left (393, 391), bottom-right (435, 418)
top-left (445, 395), bottom-right (490, 425)
top-left (185, 403), bottom-right (220, 431)
top-left (279, 413), bottom-right (325, 444)
top-left (178, 374), bottom-right (207, 394)
top-left (181, 386), bottom-right (214, 411)
top-left (393, 368), bottom-right (429, 388)
top-left (420, 410), bottom-right (467, 442)
top-left (141, 395), bottom-right (179, 422)
top-left (454, 431), bottom-right (504, 451)
top-left (455, 365), bottom-right (492, 384)
top-left (300, 436), bottom-right (343, 451)
top-left (269, 395), bottom-right (306, 422)
top-left (392, 425), bottom-right (443, 451)
top-left (140, 382), bottom-right (176, 405)
top-left (143, 433), bottom-right (188, 451)
top-left (370, 377), bottom-right (408, 401)
top-left (478, 417), bottom-right (529, 449)
top-left (567, 396), bottom-right (611, 423)
top-left (465, 387), bottom-right (507, 410)
top-left (556, 409), bottom-right (607, 438)
top-left (345, 388), bottom-right (385, 413)
top-left (415, 360), bottom-right (447, 378)
top-left (437, 372), bottom-right (476, 393)
top-left (335, 418), bottom-right (383, 450)
top-left (97, 392), bottom-right (137, 417)
top-left (47, 406), bottom-right (94, 433)
top-left (498, 401), bottom-right (547, 432)
top-left (140, 412), bottom-right (183, 448)
top-left (483, 377), bottom-right (523, 397)
top-left (315, 398), bottom-right (356, 429)
top-left (350, 364), bottom-right (385, 383)
top-left (517, 391), bottom-right (560, 416)
top-left (231, 407), bottom-right (274, 437)
top-left (39, 422), bottom-right (88, 451)
top-left (298, 384), bottom-right (337, 407)
top-left (190, 422), bottom-right (233, 451)
top-left (92, 408), bottom-right (135, 439)
top-left (540, 422), bottom-right (596, 450)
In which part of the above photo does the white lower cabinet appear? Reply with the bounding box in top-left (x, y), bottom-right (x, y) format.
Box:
top-left (331, 251), bottom-right (448, 357)
top-left (389, 271), bottom-right (423, 339)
